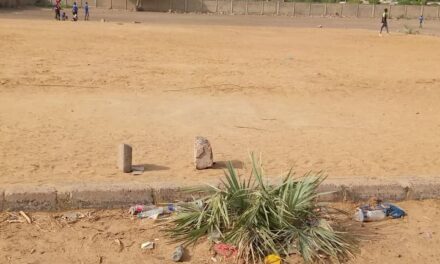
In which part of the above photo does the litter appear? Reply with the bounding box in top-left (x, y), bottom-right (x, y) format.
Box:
top-left (61, 212), bottom-right (85, 223)
top-left (213, 243), bottom-right (237, 258)
top-left (137, 207), bottom-right (164, 219)
top-left (171, 245), bottom-right (184, 262)
top-left (19, 211), bottom-right (32, 224)
top-left (141, 241), bottom-right (154, 250)
top-left (114, 239), bottom-right (124, 252)
top-left (354, 200), bottom-right (406, 222)
top-left (136, 204), bottom-right (177, 219)
top-left (132, 165), bottom-right (145, 175)
top-left (128, 204), bottom-right (156, 215)
top-left (264, 254), bottom-right (281, 264)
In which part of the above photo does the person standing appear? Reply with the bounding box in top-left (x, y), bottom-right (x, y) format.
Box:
top-left (72, 2), bottom-right (78, 21)
top-left (419, 15), bottom-right (424, 28)
top-left (379, 8), bottom-right (389, 36)
top-left (54, 3), bottom-right (61, 20)
top-left (84, 2), bottom-right (90, 21)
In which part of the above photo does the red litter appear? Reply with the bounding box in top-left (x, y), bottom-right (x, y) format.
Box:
top-left (213, 243), bottom-right (238, 257)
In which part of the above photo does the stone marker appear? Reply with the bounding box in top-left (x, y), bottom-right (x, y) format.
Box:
top-left (194, 136), bottom-right (214, 170)
top-left (118, 144), bottom-right (132, 173)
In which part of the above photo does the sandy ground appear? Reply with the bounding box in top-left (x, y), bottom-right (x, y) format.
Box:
top-left (1, 200), bottom-right (439, 264)
top-left (1, 10), bottom-right (440, 188)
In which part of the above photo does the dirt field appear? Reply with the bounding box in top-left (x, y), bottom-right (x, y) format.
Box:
top-left (1, 10), bottom-right (440, 188)
top-left (1, 200), bottom-right (439, 264)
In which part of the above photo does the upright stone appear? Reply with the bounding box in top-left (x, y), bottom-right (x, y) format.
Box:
top-left (194, 136), bottom-right (214, 170)
top-left (118, 144), bottom-right (132, 173)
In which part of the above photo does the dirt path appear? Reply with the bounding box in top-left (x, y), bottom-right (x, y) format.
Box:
top-left (1, 200), bottom-right (439, 263)
top-left (1, 15), bottom-right (440, 187)
top-left (1, 8), bottom-right (440, 36)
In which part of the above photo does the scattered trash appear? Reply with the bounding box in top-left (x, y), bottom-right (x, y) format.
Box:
top-left (213, 243), bottom-right (237, 258)
top-left (171, 245), bottom-right (184, 262)
top-left (317, 25), bottom-right (323, 28)
top-left (210, 257), bottom-right (217, 262)
top-left (100, 18), bottom-right (106, 22)
top-left (128, 204), bottom-right (156, 215)
top-left (264, 254), bottom-right (281, 264)
top-left (19, 211), bottom-right (32, 224)
top-left (132, 165), bottom-right (144, 175)
top-left (133, 21), bottom-right (141, 24)
top-left (137, 207), bottom-right (164, 220)
top-left (61, 212), bottom-right (85, 223)
top-left (114, 239), bottom-right (124, 252)
top-left (136, 204), bottom-right (177, 219)
top-left (141, 241), bottom-right (154, 250)
top-left (354, 199), bottom-right (406, 222)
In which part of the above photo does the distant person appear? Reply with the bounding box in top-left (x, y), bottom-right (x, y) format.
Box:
top-left (84, 2), bottom-right (90, 21)
top-left (379, 8), bottom-right (389, 36)
top-left (419, 15), bottom-right (424, 28)
top-left (72, 2), bottom-right (79, 21)
top-left (62, 11), bottom-right (68, 21)
top-left (54, 3), bottom-right (61, 20)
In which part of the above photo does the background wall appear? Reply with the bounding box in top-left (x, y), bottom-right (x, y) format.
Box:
top-left (1, 0), bottom-right (439, 20)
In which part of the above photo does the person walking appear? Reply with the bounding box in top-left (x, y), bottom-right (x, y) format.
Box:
top-left (379, 8), bottom-right (389, 36)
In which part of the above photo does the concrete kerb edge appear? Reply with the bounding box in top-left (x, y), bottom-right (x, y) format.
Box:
top-left (0, 189), bottom-right (4, 211)
top-left (1, 180), bottom-right (440, 211)
top-left (3, 186), bottom-right (57, 211)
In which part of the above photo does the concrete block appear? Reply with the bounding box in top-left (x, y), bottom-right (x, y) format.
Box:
top-left (4, 186), bottom-right (57, 211)
top-left (59, 185), bottom-right (154, 209)
top-left (407, 183), bottom-right (440, 200)
top-left (345, 184), bottom-right (407, 202)
top-left (118, 143), bottom-right (132, 173)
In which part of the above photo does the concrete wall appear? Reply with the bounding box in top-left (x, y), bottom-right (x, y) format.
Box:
top-left (1, 0), bottom-right (439, 20)
top-left (135, 1), bottom-right (438, 19)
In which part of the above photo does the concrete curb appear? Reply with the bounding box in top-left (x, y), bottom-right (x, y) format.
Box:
top-left (0, 180), bottom-right (439, 211)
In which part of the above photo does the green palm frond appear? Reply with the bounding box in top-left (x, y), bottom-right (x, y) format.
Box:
top-left (166, 152), bottom-right (358, 263)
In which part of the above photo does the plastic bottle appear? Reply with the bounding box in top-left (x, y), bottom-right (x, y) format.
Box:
top-left (128, 204), bottom-right (156, 215)
top-left (364, 209), bottom-right (386, 221)
top-left (137, 207), bottom-right (164, 219)
top-left (354, 207), bottom-right (386, 222)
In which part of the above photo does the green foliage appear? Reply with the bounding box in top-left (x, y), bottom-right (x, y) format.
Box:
top-left (397, 0), bottom-right (427, 5)
top-left (166, 154), bottom-right (358, 263)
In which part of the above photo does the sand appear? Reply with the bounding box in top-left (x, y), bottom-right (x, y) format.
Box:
top-left (1, 12), bottom-right (440, 188)
top-left (1, 200), bottom-right (440, 263)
